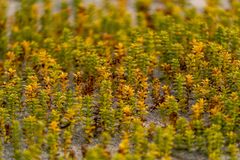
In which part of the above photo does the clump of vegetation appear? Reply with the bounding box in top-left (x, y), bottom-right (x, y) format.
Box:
top-left (0, 0), bottom-right (239, 159)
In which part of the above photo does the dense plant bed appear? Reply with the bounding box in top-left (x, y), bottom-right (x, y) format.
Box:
top-left (0, 0), bottom-right (239, 160)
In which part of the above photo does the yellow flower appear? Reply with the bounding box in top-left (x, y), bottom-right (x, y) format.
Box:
top-left (59, 72), bottom-right (68, 80)
top-left (116, 66), bottom-right (125, 77)
top-left (192, 39), bottom-right (204, 54)
top-left (137, 37), bottom-right (144, 43)
top-left (49, 121), bottom-right (60, 132)
top-left (25, 85), bottom-right (33, 93)
top-left (202, 79), bottom-right (210, 86)
top-left (97, 66), bottom-right (111, 79)
top-left (138, 90), bottom-right (147, 99)
top-left (21, 41), bottom-right (30, 51)
top-left (162, 85), bottom-right (170, 95)
top-left (6, 52), bottom-right (16, 60)
top-left (192, 98), bottom-right (204, 119)
top-left (185, 74), bottom-right (193, 87)
top-left (118, 133), bottom-right (129, 154)
top-left (44, 76), bottom-right (52, 84)
top-left (25, 82), bottom-right (39, 98)
top-left (137, 100), bottom-right (147, 113)
top-left (122, 85), bottom-right (134, 98)
top-left (114, 43), bottom-right (125, 57)
top-left (6, 68), bottom-right (16, 76)
top-left (210, 106), bottom-right (221, 115)
top-left (122, 106), bottom-right (131, 116)
top-left (230, 92), bottom-right (238, 101)
top-left (115, 42), bottom-right (124, 49)
top-left (212, 67), bottom-right (221, 76)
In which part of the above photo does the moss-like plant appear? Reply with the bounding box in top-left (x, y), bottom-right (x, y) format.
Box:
top-left (0, 0), bottom-right (240, 159)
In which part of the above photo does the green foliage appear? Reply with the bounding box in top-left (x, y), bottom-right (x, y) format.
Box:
top-left (0, 0), bottom-right (240, 159)
top-left (205, 124), bottom-right (224, 160)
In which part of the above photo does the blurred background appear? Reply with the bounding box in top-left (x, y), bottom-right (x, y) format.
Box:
top-left (7, 0), bottom-right (230, 17)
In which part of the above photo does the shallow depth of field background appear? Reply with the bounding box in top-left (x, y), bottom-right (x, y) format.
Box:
top-left (7, 0), bottom-right (229, 17)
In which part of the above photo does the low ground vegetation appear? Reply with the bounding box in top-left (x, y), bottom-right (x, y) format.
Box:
top-left (0, 0), bottom-right (239, 159)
